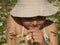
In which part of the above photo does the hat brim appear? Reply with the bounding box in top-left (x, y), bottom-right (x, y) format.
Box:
top-left (10, 1), bottom-right (58, 17)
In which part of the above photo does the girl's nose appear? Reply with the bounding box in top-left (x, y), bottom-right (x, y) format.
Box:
top-left (32, 20), bottom-right (37, 25)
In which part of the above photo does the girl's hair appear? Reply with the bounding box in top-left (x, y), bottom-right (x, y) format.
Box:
top-left (11, 15), bottom-right (23, 26)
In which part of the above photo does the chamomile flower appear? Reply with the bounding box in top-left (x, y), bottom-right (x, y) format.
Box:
top-left (17, 34), bottom-right (22, 38)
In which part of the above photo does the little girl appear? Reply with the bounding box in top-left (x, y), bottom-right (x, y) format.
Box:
top-left (6, 0), bottom-right (58, 45)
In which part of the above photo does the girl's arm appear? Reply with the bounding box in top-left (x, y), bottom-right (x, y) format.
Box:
top-left (48, 23), bottom-right (59, 45)
top-left (6, 15), bottom-right (17, 45)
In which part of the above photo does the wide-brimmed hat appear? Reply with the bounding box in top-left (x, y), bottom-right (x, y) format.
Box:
top-left (10, 0), bottom-right (58, 17)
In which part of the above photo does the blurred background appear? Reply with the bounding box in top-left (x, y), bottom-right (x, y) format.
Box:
top-left (0, 0), bottom-right (60, 45)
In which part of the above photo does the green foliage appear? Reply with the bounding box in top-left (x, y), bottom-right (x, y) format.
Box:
top-left (0, 0), bottom-right (60, 45)
top-left (0, 0), bottom-right (17, 45)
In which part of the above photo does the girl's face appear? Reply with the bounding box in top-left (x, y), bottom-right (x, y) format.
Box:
top-left (20, 16), bottom-right (46, 30)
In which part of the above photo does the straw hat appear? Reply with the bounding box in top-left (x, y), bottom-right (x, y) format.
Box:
top-left (10, 0), bottom-right (58, 17)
